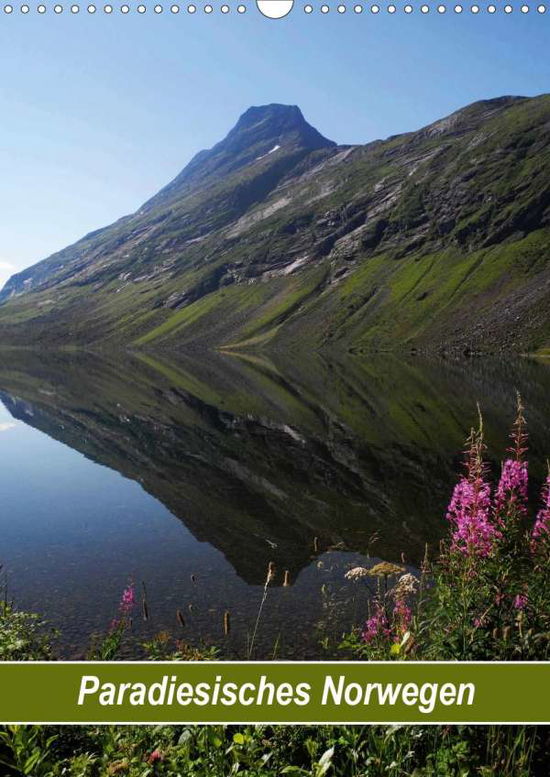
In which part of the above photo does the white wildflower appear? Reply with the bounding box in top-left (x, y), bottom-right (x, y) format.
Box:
top-left (392, 572), bottom-right (420, 598)
top-left (344, 566), bottom-right (370, 581)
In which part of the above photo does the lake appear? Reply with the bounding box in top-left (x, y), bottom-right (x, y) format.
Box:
top-left (0, 349), bottom-right (549, 659)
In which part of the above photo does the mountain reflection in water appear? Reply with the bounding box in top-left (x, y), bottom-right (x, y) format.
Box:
top-left (0, 349), bottom-right (549, 658)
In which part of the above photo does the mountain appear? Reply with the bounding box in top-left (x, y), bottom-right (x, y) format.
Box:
top-left (0, 97), bottom-right (549, 353)
top-left (145, 103), bottom-right (336, 204)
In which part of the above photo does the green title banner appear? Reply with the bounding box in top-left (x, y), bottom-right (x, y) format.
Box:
top-left (0, 662), bottom-right (548, 724)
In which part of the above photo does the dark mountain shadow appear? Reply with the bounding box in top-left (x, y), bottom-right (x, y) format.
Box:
top-left (0, 349), bottom-right (549, 584)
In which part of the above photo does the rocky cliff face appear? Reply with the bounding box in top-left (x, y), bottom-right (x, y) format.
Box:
top-left (0, 96), bottom-right (549, 353)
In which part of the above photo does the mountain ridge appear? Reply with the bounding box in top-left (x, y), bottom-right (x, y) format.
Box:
top-left (141, 103), bottom-right (337, 210)
top-left (0, 95), bottom-right (549, 354)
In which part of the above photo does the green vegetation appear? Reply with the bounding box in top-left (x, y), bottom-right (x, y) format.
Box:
top-left (0, 96), bottom-right (548, 353)
top-left (0, 724), bottom-right (547, 777)
top-left (340, 401), bottom-right (549, 662)
top-left (0, 603), bottom-right (54, 661)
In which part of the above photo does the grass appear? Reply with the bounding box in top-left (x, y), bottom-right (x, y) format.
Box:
top-left (134, 264), bottom-right (329, 349)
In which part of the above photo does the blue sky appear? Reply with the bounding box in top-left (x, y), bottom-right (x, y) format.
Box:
top-left (0, 8), bottom-right (548, 287)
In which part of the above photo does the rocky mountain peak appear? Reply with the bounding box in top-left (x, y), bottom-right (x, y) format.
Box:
top-left (145, 104), bottom-right (336, 207)
top-left (228, 103), bottom-right (332, 148)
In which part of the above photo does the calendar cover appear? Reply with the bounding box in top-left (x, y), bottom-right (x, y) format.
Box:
top-left (0, 3), bottom-right (549, 775)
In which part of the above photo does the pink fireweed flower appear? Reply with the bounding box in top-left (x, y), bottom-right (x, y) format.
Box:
top-left (509, 393), bottom-right (528, 462)
top-left (495, 395), bottom-right (529, 526)
top-left (119, 583), bottom-right (136, 615)
top-left (447, 423), bottom-right (501, 558)
top-left (107, 583), bottom-right (136, 635)
top-left (147, 749), bottom-right (164, 765)
top-left (392, 597), bottom-right (412, 636)
top-left (494, 458), bottom-right (529, 522)
top-left (531, 473), bottom-right (550, 552)
top-left (362, 601), bottom-right (391, 644)
top-left (514, 594), bottom-right (528, 610)
top-left (447, 477), bottom-right (500, 558)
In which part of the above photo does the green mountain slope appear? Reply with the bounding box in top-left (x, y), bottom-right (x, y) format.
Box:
top-left (0, 96), bottom-right (549, 353)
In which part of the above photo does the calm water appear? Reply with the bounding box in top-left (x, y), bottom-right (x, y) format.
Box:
top-left (0, 350), bottom-right (549, 658)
